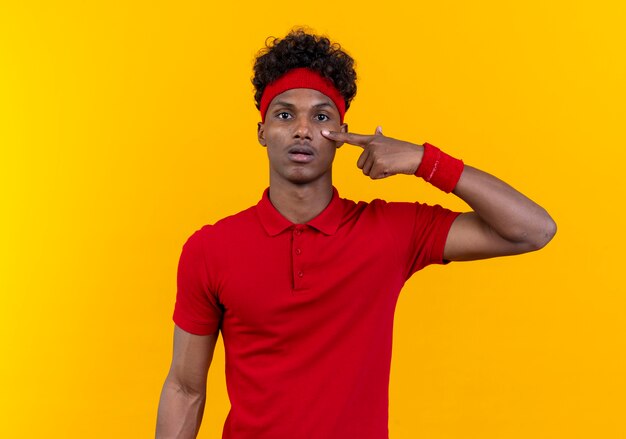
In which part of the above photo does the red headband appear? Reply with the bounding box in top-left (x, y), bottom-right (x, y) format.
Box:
top-left (259, 67), bottom-right (346, 123)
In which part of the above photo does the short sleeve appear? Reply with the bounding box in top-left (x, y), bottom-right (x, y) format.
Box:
top-left (381, 201), bottom-right (461, 279)
top-left (172, 228), bottom-right (223, 335)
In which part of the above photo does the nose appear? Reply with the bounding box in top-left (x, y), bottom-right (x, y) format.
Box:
top-left (293, 117), bottom-right (313, 141)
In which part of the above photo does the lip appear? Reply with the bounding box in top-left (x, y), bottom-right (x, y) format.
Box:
top-left (287, 145), bottom-right (315, 163)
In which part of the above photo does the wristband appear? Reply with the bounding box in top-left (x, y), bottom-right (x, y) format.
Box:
top-left (415, 143), bottom-right (464, 193)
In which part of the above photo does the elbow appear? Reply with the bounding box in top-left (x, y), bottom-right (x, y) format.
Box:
top-left (164, 374), bottom-right (207, 400)
top-left (506, 210), bottom-right (557, 253)
top-left (172, 380), bottom-right (207, 400)
top-left (527, 213), bottom-right (557, 251)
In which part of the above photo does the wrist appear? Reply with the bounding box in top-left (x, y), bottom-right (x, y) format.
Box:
top-left (409, 144), bottom-right (425, 175)
top-left (414, 142), bottom-right (464, 193)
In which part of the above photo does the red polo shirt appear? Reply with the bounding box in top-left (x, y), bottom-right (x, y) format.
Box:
top-left (173, 187), bottom-right (460, 439)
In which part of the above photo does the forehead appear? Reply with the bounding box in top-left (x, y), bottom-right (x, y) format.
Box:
top-left (268, 88), bottom-right (338, 112)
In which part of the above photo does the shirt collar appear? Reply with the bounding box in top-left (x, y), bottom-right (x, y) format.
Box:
top-left (256, 186), bottom-right (344, 236)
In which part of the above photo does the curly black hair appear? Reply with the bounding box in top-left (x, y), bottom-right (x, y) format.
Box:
top-left (252, 28), bottom-right (357, 111)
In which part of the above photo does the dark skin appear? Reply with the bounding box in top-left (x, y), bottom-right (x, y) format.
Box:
top-left (319, 127), bottom-right (557, 261)
top-left (156, 87), bottom-right (556, 438)
top-left (256, 88), bottom-right (349, 224)
top-left (256, 86), bottom-right (555, 260)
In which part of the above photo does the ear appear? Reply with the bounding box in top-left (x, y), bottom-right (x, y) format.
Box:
top-left (336, 122), bottom-right (348, 149)
top-left (257, 122), bottom-right (267, 147)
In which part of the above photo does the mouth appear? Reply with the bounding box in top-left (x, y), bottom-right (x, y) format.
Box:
top-left (287, 145), bottom-right (315, 163)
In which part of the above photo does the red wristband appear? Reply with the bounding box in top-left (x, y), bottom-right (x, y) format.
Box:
top-left (415, 143), bottom-right (464, 193)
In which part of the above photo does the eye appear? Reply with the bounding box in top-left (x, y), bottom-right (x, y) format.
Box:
top-left (315, 114), bottom-right (330, 121)
top-left (276, 112), bottom-right (292, 120)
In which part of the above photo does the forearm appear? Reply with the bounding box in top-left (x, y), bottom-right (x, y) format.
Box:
top-left (452, 164), bottom-right (556, 249)
top-left (156, 378), bottom-right (206, 439)
top-left (320, 128), bottom-right (556, 258)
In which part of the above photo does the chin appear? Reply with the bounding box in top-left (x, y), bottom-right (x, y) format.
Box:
top-left (283, 171), bottom-right (328, 186)
top-left (271, 164), bottom-right (332, 187)
top-left (286, 175), bottom-right (318, 186)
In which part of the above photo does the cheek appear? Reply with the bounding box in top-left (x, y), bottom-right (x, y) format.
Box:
top-left (265, 125), bottom-right (290, 143)
top-left (322, 144), bottom-right (339, 161)
top-left (321, 137), bottom-right (339, 151)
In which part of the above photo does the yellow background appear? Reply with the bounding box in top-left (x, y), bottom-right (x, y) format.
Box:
top-left (1, 1), bottom-right (624, 438)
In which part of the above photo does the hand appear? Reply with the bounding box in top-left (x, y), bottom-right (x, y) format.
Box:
top-left (322, 126), bottom-right (424, 179)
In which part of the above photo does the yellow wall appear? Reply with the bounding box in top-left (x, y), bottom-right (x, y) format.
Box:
top-left (1, 1), bottom-right (624, 438)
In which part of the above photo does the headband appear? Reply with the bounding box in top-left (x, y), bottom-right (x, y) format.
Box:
top-left (259, 67), bottom-right (346, 123)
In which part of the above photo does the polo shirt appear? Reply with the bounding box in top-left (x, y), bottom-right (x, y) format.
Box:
top-left (173, 186), bottom-right (461, 439)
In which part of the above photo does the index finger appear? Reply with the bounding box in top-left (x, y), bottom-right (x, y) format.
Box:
top-left (321, 130), bottom-right (373, 147)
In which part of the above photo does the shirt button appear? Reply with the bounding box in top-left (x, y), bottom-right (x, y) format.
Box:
top-left (295, 248), bottom-right (302, 255)
top-left (294, 229), bottom-right (302, 236)
top-left (298, 271), bottom-right (304, 278)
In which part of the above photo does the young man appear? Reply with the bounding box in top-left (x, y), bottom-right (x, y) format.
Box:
top-left (156, 29), bottom-right (556, 439)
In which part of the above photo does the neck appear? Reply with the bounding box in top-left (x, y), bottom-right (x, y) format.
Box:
top-left (268, 179), bottom-right (334, 224)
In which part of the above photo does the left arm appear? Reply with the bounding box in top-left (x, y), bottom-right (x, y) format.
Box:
top-left (443, 165), bottom-right (556, 261)
top-left (321, 128), bottom-right (557, 262)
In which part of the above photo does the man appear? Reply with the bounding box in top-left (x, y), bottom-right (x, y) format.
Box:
top-left (156, 29), bottom-right (556, 439)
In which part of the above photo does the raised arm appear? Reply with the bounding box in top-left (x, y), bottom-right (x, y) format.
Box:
top-left (321, 127), bottom-right (556, 261)
top-left (156, 325), bottom-right (219, 439)
top-left (443, 165), bottom-right (556, 261)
